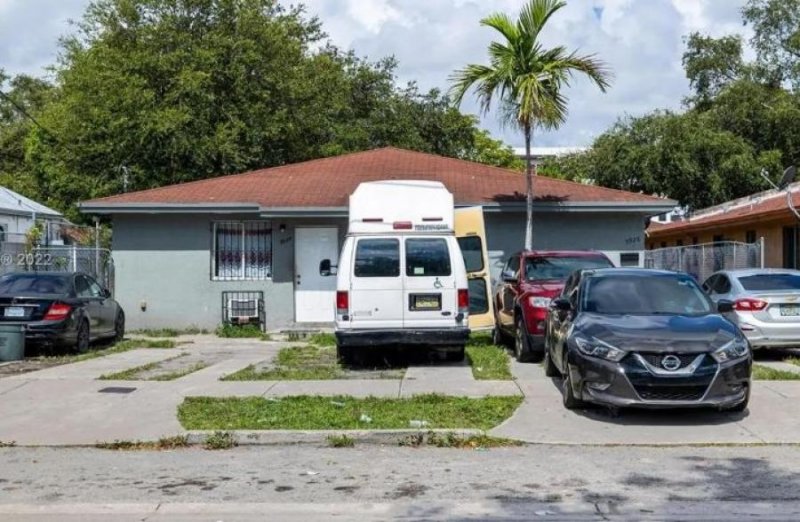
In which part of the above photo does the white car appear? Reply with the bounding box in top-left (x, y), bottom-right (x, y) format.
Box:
top-left (331, 181), bottom-right (470, 361)
top-left (703, 268), bottom-right (800, 349)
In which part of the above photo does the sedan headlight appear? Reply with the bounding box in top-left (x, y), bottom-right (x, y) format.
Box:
top-left (529, 296), bottom-right (552, 308)
top-left (573, 336), bottom-right (627, 362)
top-left (711, 337), bottom-right (749, 363)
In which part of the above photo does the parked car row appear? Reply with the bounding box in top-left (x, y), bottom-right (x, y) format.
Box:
top-left (490, 251), bottom-right (800, 413)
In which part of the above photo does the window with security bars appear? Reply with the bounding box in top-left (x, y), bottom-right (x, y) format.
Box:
top-left (212, 221), bottom-right (272, 280)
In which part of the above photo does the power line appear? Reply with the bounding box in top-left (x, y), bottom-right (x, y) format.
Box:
top-left (0, 89), bottom-right (57, 139)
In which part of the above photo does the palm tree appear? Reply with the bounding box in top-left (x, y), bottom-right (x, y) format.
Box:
top-left (450, 0), bottom-right (611, 250)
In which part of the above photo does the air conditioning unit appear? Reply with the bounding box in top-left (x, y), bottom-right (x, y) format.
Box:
top-left (227, 298), bottom-right (258, 324)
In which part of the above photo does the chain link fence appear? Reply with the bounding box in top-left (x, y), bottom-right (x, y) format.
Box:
top-left (0, 244), bottom-right (114, 294)
top-left (644, 240), bottom-right (764, 283)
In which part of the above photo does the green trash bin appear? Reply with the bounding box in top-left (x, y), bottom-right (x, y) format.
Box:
top-left (0, 324), bottom-right (25, 362)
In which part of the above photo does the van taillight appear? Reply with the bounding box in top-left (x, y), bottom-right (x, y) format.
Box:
top-left (336, 291), bottom-right (349, 314)
top-left (44, 302), bottom-right (72, 321)
top-left (392, 221), bottom-right (413, 230)
top-left (457, 289), bottom-right (469, 312)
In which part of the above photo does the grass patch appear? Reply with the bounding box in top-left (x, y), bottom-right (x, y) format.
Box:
top-left (216, 324), bottom-right (269, 339)
top-left (99, 361), bottom-right (162, 380)
top-left (178, 394), bottom-right (523, 431)
top-left (224, 344), bottom-right (341, 380)
top-left (786, 357), bottom-right (800, 367)
top-left (327, 434), bottom-right (356, 448)
top-left (204, 431), bottom-right (237, 450)
top-left (132, 327), bottom-right (209, 337)
top-left (398, 431), bottom-right (523, 449)
top-left (60, 338), bottom-right (177, 364)
top-left (98, 353), bottom-right (195, 381)
top-left (465, 333), bottom-right (511, 380)
top-left (752, 364), bottom-right (800, 380)
top-left (96, 435), bottom-right (190, 451)
top-left (150, 362), bottom-right (209, 381)
top-left (309, 332), bottom-right (336, 346)
top-left (222, 344), bottom-right (404, 381)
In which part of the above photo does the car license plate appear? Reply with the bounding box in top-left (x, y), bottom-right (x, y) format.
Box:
top-left (411, 294), bottom-right (441, 311)
top-left (3, 307), bottom-right (25, 318)
top-left (781, 305), bottom-right (800, 316)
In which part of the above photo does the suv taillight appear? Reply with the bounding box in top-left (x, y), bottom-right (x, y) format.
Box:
top-left (44, 302), bottom-right (72, 321)
top-left (336, 291), bottom-right (349, 315)
top-left (457, 289), bottom-right (469, 313)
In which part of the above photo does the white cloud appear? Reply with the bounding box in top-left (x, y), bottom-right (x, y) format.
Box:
top-left (2, 0), bottom-right (751, 147)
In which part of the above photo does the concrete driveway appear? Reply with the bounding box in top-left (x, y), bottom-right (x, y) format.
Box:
top-left (490, 358), bottom-right (800, 445)
top-left (0, 336), bottom-right (519, 445)
top-left (3, 335), bottom-right (800, 446)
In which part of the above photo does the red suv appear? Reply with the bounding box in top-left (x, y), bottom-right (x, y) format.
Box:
top-left (493, 251), bottom-right (614, 361)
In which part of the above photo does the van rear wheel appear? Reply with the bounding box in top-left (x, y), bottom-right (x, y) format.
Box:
top-left (336, 345), bottom-right (354, 365)
top-left (445, 345), bottom-right (465, 362)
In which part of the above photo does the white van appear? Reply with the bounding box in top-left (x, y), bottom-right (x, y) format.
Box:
top-left (328, 180), bottom-right (470, 361)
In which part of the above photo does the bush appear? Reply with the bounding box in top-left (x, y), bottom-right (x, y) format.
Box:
top-left (216, 324), bottom-right (265, 338)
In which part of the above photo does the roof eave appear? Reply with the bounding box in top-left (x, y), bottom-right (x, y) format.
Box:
top-left (79, 200), bottom-right (676, 215)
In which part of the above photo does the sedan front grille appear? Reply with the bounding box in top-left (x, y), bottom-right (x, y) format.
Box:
top-left (638, 353), bottom-right (704, 369)
top-left (634, 384), bottom-right (708, 401)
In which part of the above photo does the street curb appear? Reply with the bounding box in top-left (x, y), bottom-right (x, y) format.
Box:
top-left (185, 428), bottom-right (486, 446)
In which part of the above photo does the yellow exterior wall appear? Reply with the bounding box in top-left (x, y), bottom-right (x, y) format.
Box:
top-left (648, 218), bottom-right (792, 269)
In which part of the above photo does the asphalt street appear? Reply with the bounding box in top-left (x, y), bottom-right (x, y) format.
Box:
top-left (2, 444), bottom-right (800, 520)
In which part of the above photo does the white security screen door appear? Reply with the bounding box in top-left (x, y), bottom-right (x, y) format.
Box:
top-left (294, 227), bottom-right (339, 323)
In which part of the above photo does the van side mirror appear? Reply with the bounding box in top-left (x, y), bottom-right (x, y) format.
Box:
top-left (553, 297), bottom-right (572, 312)
top-left (501, 269), bottom-right (516, 283)
top-left (319, 259), bottom-right (337, 277)
top-left (717, 299), bottom-right (734, 313)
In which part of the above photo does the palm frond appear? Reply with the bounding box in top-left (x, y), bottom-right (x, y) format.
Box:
top-left (518, 0), bottom-right (566, 41)
top-left (449, 0), bottom-right (612, 132)
top-left (480, 12), bottom-right (518, 43)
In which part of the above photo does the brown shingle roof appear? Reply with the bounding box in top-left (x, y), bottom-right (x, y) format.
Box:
top-left (81, 147), bottom-right (669, 209)
top-left (648, 189), bottom-right (800, 237)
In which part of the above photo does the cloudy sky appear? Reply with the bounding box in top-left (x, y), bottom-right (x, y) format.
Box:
top-left (0, 0), bottom-right (750, 147)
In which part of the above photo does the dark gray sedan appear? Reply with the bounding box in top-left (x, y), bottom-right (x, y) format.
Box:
top-left (0, 272), bottom-right (124, 353)
top-left (544, 269), bottom-right (751, 412)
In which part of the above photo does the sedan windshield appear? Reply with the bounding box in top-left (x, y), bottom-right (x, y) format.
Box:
top-left (0, 274), bottom-right (70, 295)
top-left (738, 273), bottom-right (800, 291)
top-left (525, 256), bottom-right (612, 281)
top-left (583, 274), bottom-right (712, 315)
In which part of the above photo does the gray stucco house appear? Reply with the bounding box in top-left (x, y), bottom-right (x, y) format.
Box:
top-left (79, 147), bottom-right (674, 331)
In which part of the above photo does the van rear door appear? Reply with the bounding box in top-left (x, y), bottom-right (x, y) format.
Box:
top-left (455, 207), bottom-right (494, 330)
top-left (347, 237), bottom-right (404, 329)
top-left (402, 236), bottom-right (457, 328)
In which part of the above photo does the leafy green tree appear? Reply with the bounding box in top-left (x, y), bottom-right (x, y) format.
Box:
top-left (0, 70), bottom-right (52, 196)
top-left (546, 111), bottom-right (779, 210)
top-left (683, 33), bottom-right (744, 107)
top-left (743, 0), bottom-right (800, 88)
top-left (18, 0), bottom-right (510, 220)
top-left (461, 129), bottom-right (524, 170)
top-left (450, 0), bottom-right (610, 249)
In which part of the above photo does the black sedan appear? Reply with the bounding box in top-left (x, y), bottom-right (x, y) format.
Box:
top-left (544, 268), bottom-right (751, 412)
top-left (0, 272), bottom-right (124, 353)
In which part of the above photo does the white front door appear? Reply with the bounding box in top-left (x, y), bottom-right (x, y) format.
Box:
top-left (295, 227), bottom-right (339, 323)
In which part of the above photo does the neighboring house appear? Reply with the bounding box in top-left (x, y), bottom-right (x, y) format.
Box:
top-left (513, 146), bottom-right (588, 163)
top-left (79, 147), bottom-right (674, 331)
top-left (0, 186), bottom-right (66, 245)
top-left (647, 182), bottom-right (800, 269)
